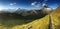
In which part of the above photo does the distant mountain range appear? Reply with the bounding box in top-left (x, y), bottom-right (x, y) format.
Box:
top-left (0, 6), bottom-right (53, 18)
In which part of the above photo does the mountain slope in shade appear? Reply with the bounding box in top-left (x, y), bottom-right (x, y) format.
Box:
top-left (11, 6), bottom-right (60, 29)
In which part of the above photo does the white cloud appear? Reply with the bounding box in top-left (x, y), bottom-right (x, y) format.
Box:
top-left (14, 3), bottom-right (16, 4)
top-left (45, 0), bottom-right (47, 1)
top-left (31, 2), bottom-right (41, 7)
top-left (31, 3), bottom-right (35, 5)
top-left (10, 3), bottom-right (16, 6)
top-left (10, 3), bottom-right (14, 6)
top-left (31, 2), bottom-right (37, 6)
top-left (42, 3), bottom-right (46, 6)
top-left (36, 4), bottom-right (40, 7)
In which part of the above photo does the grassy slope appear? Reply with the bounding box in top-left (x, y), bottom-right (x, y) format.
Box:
top-left (0, 6), bottom-right (60, 29)
top-left (50, 6), bottom-right (60, 29)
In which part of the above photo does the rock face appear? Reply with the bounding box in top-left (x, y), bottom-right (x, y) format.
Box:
top-left (41, 4), bottom-right (53, 14)
top-left (41, 7), bottom-right (53, 14)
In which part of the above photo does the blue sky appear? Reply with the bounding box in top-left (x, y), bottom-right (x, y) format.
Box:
top-left (0, 0), bottom-right (60, 9)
